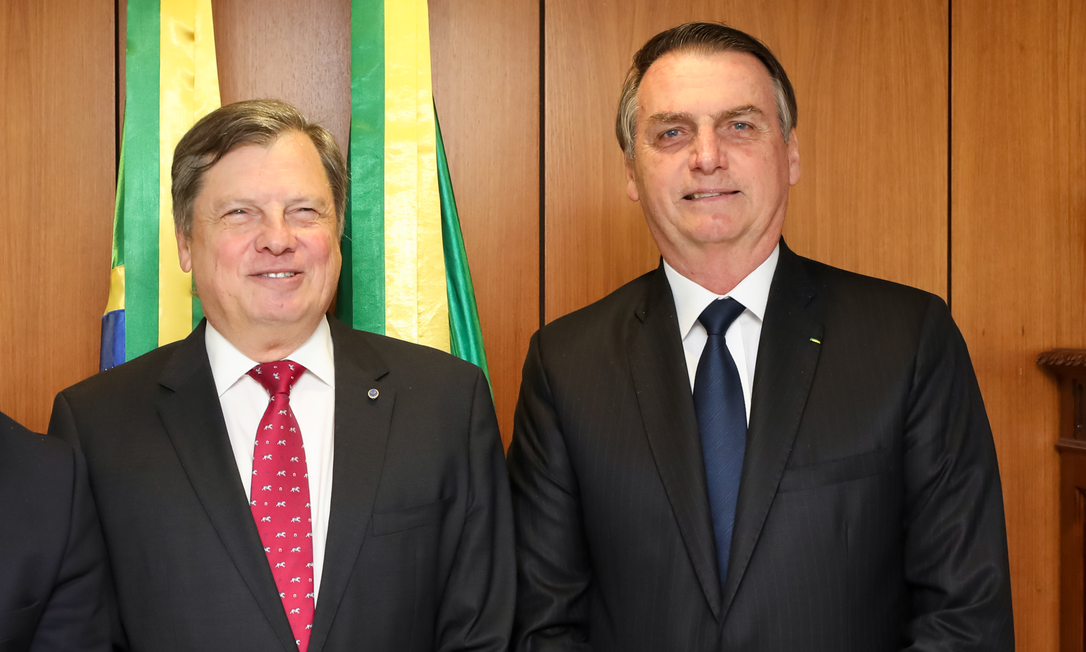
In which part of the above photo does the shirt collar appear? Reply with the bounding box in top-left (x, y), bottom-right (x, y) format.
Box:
top-left (205, 316), bottom-right (336, 397)
top-left (664, 242), bottom-right (780, 340)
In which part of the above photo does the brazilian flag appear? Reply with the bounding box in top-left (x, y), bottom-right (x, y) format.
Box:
top-left (339, 0), bottom-right (489, 379)
top-left (103, 0), bottom-right (220, 370)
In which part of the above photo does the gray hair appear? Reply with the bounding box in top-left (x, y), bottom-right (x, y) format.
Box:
top-left (616, 22), bottom-right (798, 159)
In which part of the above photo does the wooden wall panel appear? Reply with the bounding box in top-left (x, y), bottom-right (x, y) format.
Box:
top-left (0, 0), bottom-right (115, 432)
top-left (211, 0), bottom-right (351, 149)
top-left (430, 0), bottom-right (539, 446)
top-left (952, 1), bottom-right (1086, 649)
top-left (544, 0), bottom-right (948, 323)
top-left (782, 0), bottom-right (948, 298)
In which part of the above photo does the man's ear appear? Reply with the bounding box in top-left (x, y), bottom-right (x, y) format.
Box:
top-left (787, 130), bottom-right (801, 186)
top-left (176, 229), bottom-right (193, 273)
top-left (625, 157), bottom-right (640, 202)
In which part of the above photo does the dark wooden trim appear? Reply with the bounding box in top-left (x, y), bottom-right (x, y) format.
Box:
top-left (1042, 349), bottom-right (1086, 651)
top-left (1039, 349), bottom-right (1086, 369)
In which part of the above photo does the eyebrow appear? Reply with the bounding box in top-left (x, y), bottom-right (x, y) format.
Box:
top-left (645, 105), bottom-right (764, 126)
top-left (208, 195), bottom-right (330, 211)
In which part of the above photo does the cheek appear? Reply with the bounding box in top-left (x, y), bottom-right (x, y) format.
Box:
top-left (325, 246), bottom-right (343, 282)
top-left (304, 231), bottom-right (341, 274)
top-left (194, 238), bottom-right (251, 284)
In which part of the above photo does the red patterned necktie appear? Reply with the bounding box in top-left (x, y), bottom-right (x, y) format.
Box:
top-left (248, 360), bottom-right (314, 652)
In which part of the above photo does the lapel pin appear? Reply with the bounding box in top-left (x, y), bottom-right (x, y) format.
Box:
top-left (367, 388), bottom-right (379, 400)
top-left (809, 338), bottom-right (821, 344)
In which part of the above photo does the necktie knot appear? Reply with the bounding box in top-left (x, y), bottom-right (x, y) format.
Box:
top-left (699, 298), bottom-right (746, 336)
top-left (248, 360), bottom-right (306, 396)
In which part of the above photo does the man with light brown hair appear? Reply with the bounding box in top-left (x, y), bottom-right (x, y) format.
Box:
top-left (51, 99), bottom-right (514, 652)
top-left (508, 22), bottom-right (1013, 651)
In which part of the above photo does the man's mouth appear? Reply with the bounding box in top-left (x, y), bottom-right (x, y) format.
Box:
top-left (684, 191), bottom-right (738, 200)
top-left (261, 272), bottom-right (297, 278)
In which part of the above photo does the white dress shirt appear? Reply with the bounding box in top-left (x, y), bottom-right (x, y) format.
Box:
top-left (663, 244), bottom-right (780, 423)
top-left (205, 317), bottom-right (336, 603)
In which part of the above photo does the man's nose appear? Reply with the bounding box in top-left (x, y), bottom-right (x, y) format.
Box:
top-left (691, 130), bottom-right (727, 173)
top-left (256, 212), bottom-right (296, 254)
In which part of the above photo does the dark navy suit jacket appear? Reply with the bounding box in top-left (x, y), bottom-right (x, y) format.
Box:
top-left (508, 241), bottom-right (1014, 651)
top-left (50, 318), bottom-right (513, 652)
top-left (0, 411), bottom-right (109, 652)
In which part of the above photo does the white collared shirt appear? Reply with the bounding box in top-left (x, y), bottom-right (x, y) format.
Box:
top-left (205, 317), bottom-right (336, 603)
top-left (663, 244), bottom-right (779, 423)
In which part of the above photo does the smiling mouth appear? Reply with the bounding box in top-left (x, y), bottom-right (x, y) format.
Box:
top-left (685, 191), bottom-right (739, 200)
top-left (261, 272), bottom-right (298, 278)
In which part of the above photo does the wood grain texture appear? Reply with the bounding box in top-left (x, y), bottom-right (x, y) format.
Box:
top-left (0, 0), bottom-right (115, 432)
top-left (429, 0), bottom-right (539, 446)
top-left (544, 0), bottom-right (949, 323)
top-left (952, 1), bottom-right (1086, 649)
top-left (211, 0), bottom-right (351, 149)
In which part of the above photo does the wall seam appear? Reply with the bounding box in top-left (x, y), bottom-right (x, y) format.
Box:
top-left (115, 0), bottom-right (122, 167)
top-left (538, 0), bottom-right (546, 329)
top-left (947, 0), bottom-right (953, 312)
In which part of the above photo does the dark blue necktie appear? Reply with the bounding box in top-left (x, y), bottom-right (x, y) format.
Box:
top-left (693, 297), bottom-right (747, 589)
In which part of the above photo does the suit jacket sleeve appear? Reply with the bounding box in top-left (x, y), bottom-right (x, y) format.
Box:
top-left (0, 405), bottom-right (111, 652)
top-left (507, 333), bottom-right (593, 652)
top-left (29, 443), bottom-right (112, 652)
top-left (901, 296), bottom-right (1014, 650)
top-left (435, 368), bottom-right (516, 652)
top-left (46, 394), bottom-right (128, 652)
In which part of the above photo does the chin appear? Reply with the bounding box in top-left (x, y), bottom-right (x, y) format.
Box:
top-left (685, 226), bottom-right (745, 245)
top-left (249, 305), bottom-right (312, 327)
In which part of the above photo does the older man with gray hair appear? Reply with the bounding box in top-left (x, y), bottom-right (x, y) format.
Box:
top-left (508, 22), bottom-right (1013, 651)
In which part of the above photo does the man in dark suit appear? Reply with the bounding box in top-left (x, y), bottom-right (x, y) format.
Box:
top-left (49, 100), bottom-right (513, 652)
top-left (0, 411), bottom-right (110, 652)
top-left (507, 22), bottom-right (1013, 651)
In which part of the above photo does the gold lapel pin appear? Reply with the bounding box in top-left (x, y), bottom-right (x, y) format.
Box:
top-left (367, 388), bottom-right (379, 400)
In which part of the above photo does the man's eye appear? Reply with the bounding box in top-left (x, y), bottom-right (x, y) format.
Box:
top-left (661, 128), bottom-right (681, 139)
top-left (732, 122), bottom-right (750, 131)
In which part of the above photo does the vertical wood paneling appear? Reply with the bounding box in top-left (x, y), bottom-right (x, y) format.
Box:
top-left (781, 0), bottom-right (948, 299)
top-left (544, 0), bottom-right (949, 323)
top-left (952, 1), bottom-right (1086, 649)
top-left (211, 0), bottom-right (351, 150)
top-left (429, 0), bottom-right (539, 446)
top-left (0, 0), bottom-right (115, 432)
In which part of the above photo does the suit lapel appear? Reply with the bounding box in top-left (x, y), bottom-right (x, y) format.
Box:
top-left (719, 242), bottom-right (824, 622)
top-left (156, 323), bottom-right (296, 652)
top-left (307, 317), bottom-right (394, 652)
top-left (627, 267), bottom-right (724, 619)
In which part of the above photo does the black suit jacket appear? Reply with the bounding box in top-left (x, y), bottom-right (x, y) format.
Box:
top-left (508, 242), bottom-right (1013, 651)
top-left (0, 412), bottom-right (110, 652)
top-left (49, 317), bottom-right (513, 652)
